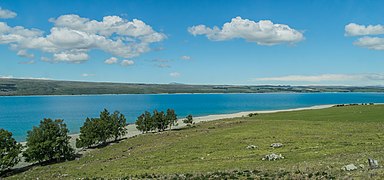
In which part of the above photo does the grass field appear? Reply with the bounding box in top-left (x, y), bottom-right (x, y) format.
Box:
top-left (5, 105), bottom-right (384, 179)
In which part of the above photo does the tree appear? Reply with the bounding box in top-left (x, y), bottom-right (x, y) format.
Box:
top-left (144, 111), bottom-right (154, 132)
top-left (110, 111), bottom-right (127, 141)
top-left (183, 114), bottom-right (193, 126)
top-left (166, 109), bottom-right (178, 130)
top-left (135, 114), bottom-right (145, 134)
top-left (0, 129), bottom-right (22, 172)
top-left (153, 110), bottom-right (167, 131)
top-left (23, 119), bottom-right (74, 163)
top-left (76, 118), bottom-right (99, 148)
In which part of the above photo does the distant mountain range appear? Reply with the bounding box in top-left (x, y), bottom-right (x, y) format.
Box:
top-left (1, 78), bottom-right (384, 96)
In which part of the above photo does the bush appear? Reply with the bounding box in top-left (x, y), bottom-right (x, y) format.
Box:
top-left (183, 114), bottom-right (193, 125)
top-left (23, 119), bottom-right (74, 163)
top-left (0, 129), bottom-right (22, 172)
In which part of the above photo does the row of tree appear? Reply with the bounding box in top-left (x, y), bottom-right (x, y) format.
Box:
top-left (1, 108), bottom-right (192, 172)
top-left (76, 109), bottom-right (127, 148)
top-left (0, 109), bottom-right (127, 172)
top-left (135, 109), bottom-right (177, 133)
top-left (135, 109), bottom-right (194, 133)
top-left (0, 118), bottom-right (74, 172)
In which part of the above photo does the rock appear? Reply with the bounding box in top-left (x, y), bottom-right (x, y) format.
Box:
top-left (342, 164), bottom-right (358, 171)
top-left (368, 158), bottom-right (379, 169)
top-left (262, 153), bottom-right (284, 161)
top-left (359, 164), bottom-right (365, 169)
top-left (246, 145), bottom-right (257, 149)
top-left (270, 143), bottom-right (283, 148)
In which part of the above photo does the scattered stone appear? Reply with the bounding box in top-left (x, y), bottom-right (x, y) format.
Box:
top-left (262, 153), bottom-right (284, 161)
top-left (368, 158), bottom-right (379, 169)
top-left (246, 145), bottom-right (257, 149)
top-left (359, 164), bottom-right (365, 169)
top-left (270, 143), bottom-right (283, 148)
top-left (342, 164), bottom-right (358, 171)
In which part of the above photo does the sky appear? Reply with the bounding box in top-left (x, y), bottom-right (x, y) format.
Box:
top-left (0, 0), bottom-right (384, 86)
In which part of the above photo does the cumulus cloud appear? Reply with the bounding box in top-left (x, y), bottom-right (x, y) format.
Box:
top-left (0, 14), bottom-right (166, 62)
top-left (0, 7), bottom-right (17, 19)
top-left (180, 55), bottom-right (191, 60)
top-left (188, 16), bottom-right (304, 45)
top-left (253, 74), bottom-right (384, 85)
top-left (170, 72), bottom-right (181, 77)
top-left (345, 23), bottom-right (384, 36)
top-left (353, 36), bottom-right (384, 50)
top-left (104, 57), bottom-right (118, 64)
top-left (121, 59), bottom-right (134, 66)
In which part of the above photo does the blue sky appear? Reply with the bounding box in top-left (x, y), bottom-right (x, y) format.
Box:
top-left (0, 0), bottom-right (384, 86)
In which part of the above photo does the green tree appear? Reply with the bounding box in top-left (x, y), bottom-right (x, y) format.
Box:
top-left (110, 111), bottom-right (127, 141)
top-left (23, 119), bottom-right (74, 163)
top-left (76, 117), bottom-right (99, 148)
top-left (135, 114), bottom-right (145, 133)
top-left (166, 109), bottom-right (178, 130)
top-left (77, 109), bottom-right (127, 148)
top-left (183, 114), bottom-right (193, 125)
top-left (143, 111), bottom-right (154, 132)
top-left (153, 110), bottom-right (167, 131)
top-left (0, 129), bottom-right (22, 172)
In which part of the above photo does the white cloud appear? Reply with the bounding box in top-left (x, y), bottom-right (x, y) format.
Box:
top-left (353, 36), bottom-right (384, 50)
top-left (121, 59), bottom-right (134, 66)
top-left (180, 55), bottom-right (191, 60)
top-left (188, 16), bottom-right (304, 45)
top-left (104, 57), bottom-right (118, 64)
top-left (0, 7), bottom-right (17, 19)
top-left (345, 23), bottom-right (384, 36)
top-left (82, 73), bottom-right (95, 77)
top-left (0, 14), bottom-right (166, 63)
top-left (252, 74), bottom-right (384, 85)
top-left (16, 49), bottom-right (34, 58)
top-left (170, 72), bottom-right (181, 77)
top-left (53, 50), bottom-right (89, 63)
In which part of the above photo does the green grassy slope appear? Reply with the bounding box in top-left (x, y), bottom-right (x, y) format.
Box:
top-left (6, 105), bottom-right (384, 179)
top-left (1, 78), bottom-right (384, 95)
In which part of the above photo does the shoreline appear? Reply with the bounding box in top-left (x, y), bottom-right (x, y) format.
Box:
top-left (19, 104), bottom-right (335, 147)
top-left (11, 104), bottom-right (346, 169)
top-left (47, 105), bottom-right (337, 147)
top-left (2, 91), bottom-right (384, 98)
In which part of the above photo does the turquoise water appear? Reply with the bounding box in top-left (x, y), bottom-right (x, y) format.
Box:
top-left (1, 93), bottom-right (384, 141)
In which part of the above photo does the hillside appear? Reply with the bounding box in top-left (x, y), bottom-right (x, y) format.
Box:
top-left (5, 105), bottom-right (384, 179)
top-left (1, 78), bottom-right (384, 96)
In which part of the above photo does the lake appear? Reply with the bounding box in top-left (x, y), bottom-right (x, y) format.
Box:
top-left (1, 93), bottom-right (384, 141)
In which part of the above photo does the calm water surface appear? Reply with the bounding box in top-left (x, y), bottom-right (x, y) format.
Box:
top-left (1, 93), bottom-right (384, 141)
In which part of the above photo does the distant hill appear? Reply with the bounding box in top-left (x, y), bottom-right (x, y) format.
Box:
top-left (0, 78), bottom-right (384, 96)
